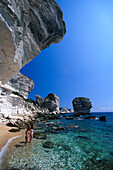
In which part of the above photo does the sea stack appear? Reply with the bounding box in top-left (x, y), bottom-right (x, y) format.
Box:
top-left (72, 97), bottom-right (92, 116)
top-left (42, 93), bottom-right (59, 113)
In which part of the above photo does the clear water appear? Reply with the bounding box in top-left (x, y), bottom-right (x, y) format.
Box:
top-left (7, 112), bottom-right (113, 170)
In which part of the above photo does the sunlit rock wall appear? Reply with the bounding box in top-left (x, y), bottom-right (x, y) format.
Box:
top-left (5, 72), bottom-right (34, 99)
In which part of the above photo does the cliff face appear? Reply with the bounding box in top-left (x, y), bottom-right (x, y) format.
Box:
top-left (0, 73), bottom-right (36, 123)
top-left (0, 73), bottom-right (50, 124)
top-left (0, 0), bottom-right (66, 84)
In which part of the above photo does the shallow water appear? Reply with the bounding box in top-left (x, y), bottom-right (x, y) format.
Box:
top-left (7, 112), bottom-right (113, 169)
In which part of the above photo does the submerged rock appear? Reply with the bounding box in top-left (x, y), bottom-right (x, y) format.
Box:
top-left (66, 116), bottom-right (74, 120)
top-left (85, 116), bottom-right (96, 120)
top-left (77, 136), bottom-right (90, 140)
top-left (45, 129), bottom-right (60, 134)
top-left (52, 126), bottom-right (67, 131)
top-left (33, 132), bottom-right (46, 139)
top-left (46, 115), bottom-right (61, 120)
top-left (72, 97), bottom-right (92, 116)
top-left (43, 141), bottom-right (55, 148)
top-left (69, 125), bottom-right (78, 128)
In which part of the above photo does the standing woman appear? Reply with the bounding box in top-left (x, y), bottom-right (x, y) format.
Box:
top-left (25, 123), bottom-right (31, 146)
top-left (30, 123), bottom-right (34, 143)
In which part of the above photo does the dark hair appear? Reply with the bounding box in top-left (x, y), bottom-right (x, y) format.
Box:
top-left (27, 123), bottom-right (31, 130)
top-left (31, 124), bottom-right (34, 129)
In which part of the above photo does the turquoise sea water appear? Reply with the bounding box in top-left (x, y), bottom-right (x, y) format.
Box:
top-left (7, 112), bottom-right (113, 169)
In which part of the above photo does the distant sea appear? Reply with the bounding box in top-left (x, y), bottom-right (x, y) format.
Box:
top-left (6, 112), bottom-right (113, 169)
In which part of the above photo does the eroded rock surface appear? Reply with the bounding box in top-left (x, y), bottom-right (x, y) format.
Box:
top-left (0, 0), bottom-right (66, 84)
top-left (42, 93), bottom-right (59, 113)
top-left (35, 95), bottom-right (44, 107)
top-left (4, 72), bottom-right (34, 98)
top-left (0, 73), bottom-right (48, 125)
top-left (59, 107), bottom-right (73, 114)
top-left (72, 97), bottom-right (92, 116)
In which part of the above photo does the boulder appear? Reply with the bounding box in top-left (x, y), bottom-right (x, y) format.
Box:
top-left (35, 95), bottom-right (43, 107)
top-left (99, 116), bottom-right (106, 121)
top-left (0, 0), bottom-right (66, 84)
top-left (59, 107), bottom-right (73, 114)
top-left (42, 93), bottom-right (59, 112)
top-left (72, 97), bottom-right (92, 116)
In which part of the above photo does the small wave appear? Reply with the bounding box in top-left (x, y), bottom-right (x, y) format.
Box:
top-left (0, 135), bottom-right (21, 168)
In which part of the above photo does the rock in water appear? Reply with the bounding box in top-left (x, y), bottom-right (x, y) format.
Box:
top-left (0, 0), bottom-right (66, 84)
top-left (99, 116), bottom-right (106, 121)
top-left (43, 141), bottom-right (55, 148)
top-left (42, 93), bottom-right (60, 112)
top-left (59, 107), bottom-right (73, 114)
top-left (85, 116), bottom-right (96, 120)
top-left (72, 97), bottom-right (92, 116)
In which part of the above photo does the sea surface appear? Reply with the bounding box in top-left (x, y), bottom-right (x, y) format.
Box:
top-left (6, 112), bottom-right (113, 169)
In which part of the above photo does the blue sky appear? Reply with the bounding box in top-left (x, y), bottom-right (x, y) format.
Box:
top-left (21, 0), bottom-right (113, 112)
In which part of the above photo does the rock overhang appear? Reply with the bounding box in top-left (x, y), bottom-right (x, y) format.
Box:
top-left (0, 0), bottom-right (66, 84)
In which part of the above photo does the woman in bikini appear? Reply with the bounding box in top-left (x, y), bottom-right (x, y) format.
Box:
top-left (25, 123), bottom-right (31, 146)
top-left (30, 124), bottom-right (34, 143)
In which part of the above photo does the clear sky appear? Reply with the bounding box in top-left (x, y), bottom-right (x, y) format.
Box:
top-left (21, 0), bottom-right (113, 112)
